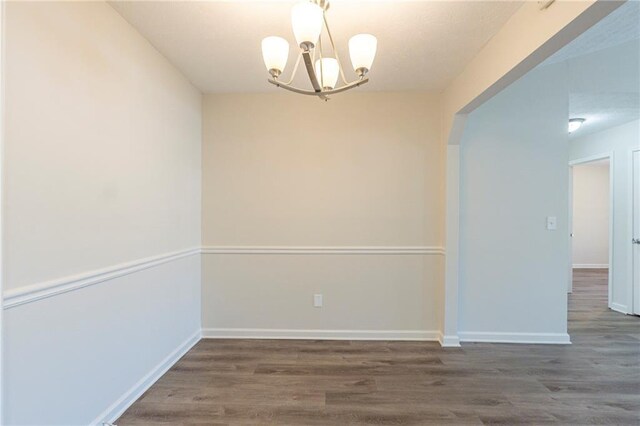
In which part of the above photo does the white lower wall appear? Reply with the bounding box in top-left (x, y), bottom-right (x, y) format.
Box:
top-left (202, 251), bottom-right (442, 338)
top-left (3, 254), bottom-right (201, 425)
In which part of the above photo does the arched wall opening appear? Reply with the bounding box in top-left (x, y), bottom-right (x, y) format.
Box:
top-left (440, 0), bottom-right (626, 345)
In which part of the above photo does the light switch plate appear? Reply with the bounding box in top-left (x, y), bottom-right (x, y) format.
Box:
top-left (313, 294), bottom-right (323, 308)
top-left (547, 216), bottom-right (557, 231)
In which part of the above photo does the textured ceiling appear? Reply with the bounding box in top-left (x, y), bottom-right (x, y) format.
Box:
top-left (110, 0), bottom-right (523, 93)
top-left (544, 1), bottom-right (640, 138)
top-left (546, 0), bottom-right (640, 65)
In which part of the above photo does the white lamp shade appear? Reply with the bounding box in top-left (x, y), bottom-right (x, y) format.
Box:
top-left (291, 1), bottom-right (323, 48)
top-left (261, 36), bottom-right (289, 73)
top-left (349, 34), bottom-right (377, 72)
top-left (315, 58), bottom-right (339, 89)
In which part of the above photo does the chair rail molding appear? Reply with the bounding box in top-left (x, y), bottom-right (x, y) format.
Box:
top-left (3, 247), bottom-right (201, 309)
top-left (201, 246), bottom-right (445, 255)
top-left (4, 245), bottom-right (445, 309)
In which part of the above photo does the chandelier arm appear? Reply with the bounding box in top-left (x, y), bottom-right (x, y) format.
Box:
top-left (318, 77), bottom-right (369, 95)
top-left (268, 77), bottom-right (368, 98)
top-left (282, 52), bottom-right (303, 85)
top-left (323, 14), bottom-right (349, 85)
top-left (318, 30), bottom-right (324, 88)
top-left (302, 50), bottom-right (323, 93)
top-left (268, 78), bottom-right (328, 100)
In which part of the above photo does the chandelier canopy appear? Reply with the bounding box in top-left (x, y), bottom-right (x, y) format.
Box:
top-left (261, 0), bottom-right (377, 100)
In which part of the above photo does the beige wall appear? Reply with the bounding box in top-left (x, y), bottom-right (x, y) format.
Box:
top-left (202, 92), bottom-right (444, 335)
top-left (572, 162), bottom-right (610, 268)
top-left (5, 0), bottom-right (202, 291)
top-left (3, 2), bottom-right (202, 424)
top-left (202, 92), bottom-right (443, 246)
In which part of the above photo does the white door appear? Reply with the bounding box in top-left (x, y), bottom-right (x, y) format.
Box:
top-left (633, 150), bottom-right (640, 315)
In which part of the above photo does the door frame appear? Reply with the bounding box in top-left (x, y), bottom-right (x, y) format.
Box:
top-left (568, 168), bottom-right (573, 293)
top-left (0, 1), bottom-right (5, 419)
top-left (630, 148), bottom-right (640, 315)
top-left (568, 152), bottom-right (614, 309)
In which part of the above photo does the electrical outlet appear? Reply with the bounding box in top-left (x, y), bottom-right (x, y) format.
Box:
top-left (313, 294), bottom-right (323, 308)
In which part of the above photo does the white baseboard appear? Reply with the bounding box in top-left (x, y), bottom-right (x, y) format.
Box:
top-left (201, 328), bottom-right (439, 341)
top-left (572, 264), bottom-right (609, 269)
top-left (438, 333), bottom-right (461, 347)
top-left (458, 331), bottom-right (571, 345)
top-left (92, 329), bottom-right (201, 426)
top-left (610, 302), bottom-right (629, 314)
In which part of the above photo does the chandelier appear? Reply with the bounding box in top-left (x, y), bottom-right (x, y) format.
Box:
top-left (261, 0), bottom-right (377, 100)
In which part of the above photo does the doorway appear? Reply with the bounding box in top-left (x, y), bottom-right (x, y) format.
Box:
top-left (569, 155), bottom-right (613, 308)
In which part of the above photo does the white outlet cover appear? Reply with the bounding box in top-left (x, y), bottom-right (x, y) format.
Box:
top-left (313, 294), bottom-right (323, 307)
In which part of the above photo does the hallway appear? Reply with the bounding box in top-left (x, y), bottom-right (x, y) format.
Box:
top-left (569, 269), bottom-right (638, 342)
top-left (117, 269), bottom-right (640, 425)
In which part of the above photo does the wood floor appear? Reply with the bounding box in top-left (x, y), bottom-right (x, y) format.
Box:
top-left (117, 269), bottom-right (640, 425)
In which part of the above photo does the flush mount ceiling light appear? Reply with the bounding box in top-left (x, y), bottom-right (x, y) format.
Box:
top-left (261, 0), bottom-right (377, 101)
top-left (568, 118), bottom-right (586, 133)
